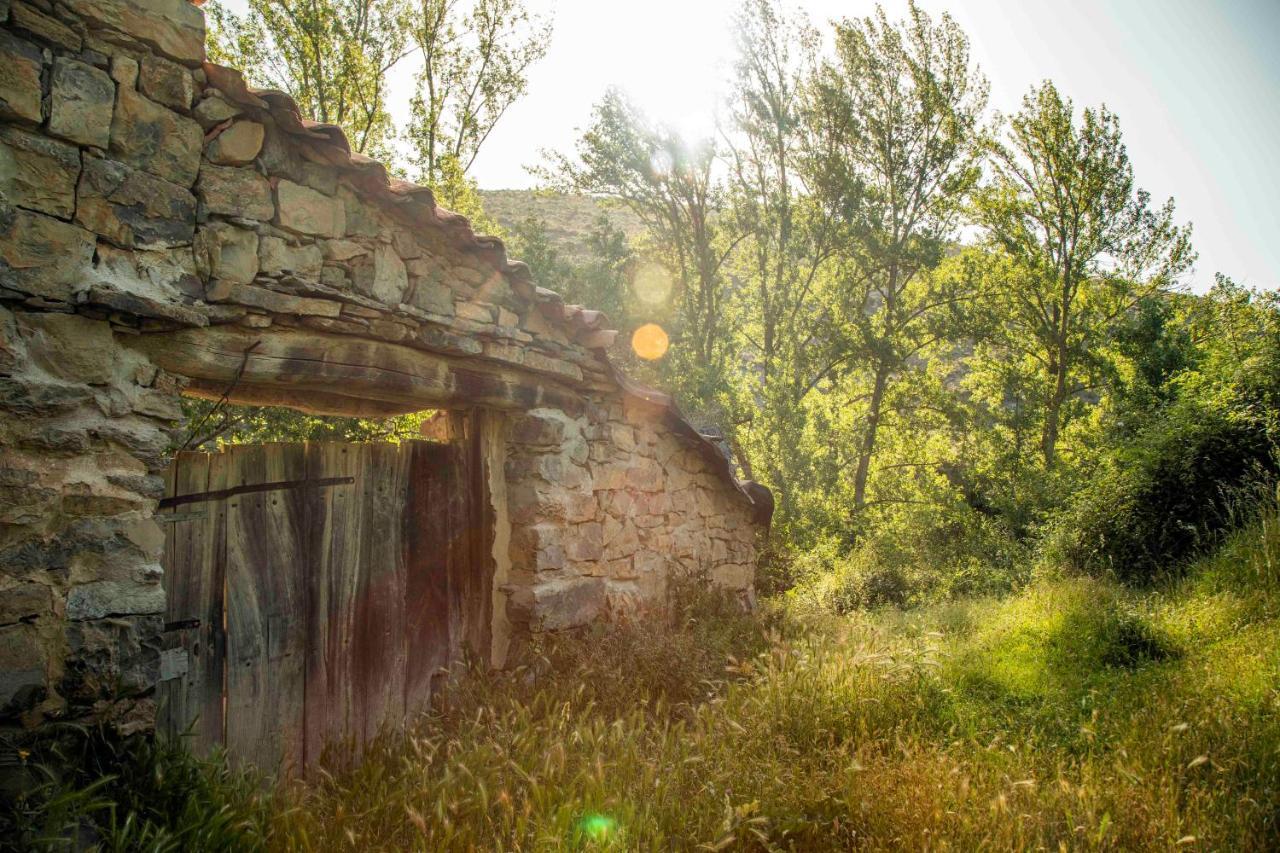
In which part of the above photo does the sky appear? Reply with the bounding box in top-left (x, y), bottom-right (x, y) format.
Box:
top-left (224, 0), bottom-right (1280, 292)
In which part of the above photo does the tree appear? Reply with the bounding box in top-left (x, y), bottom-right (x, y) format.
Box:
top-left (723, 0), bottom-right (846, 535)
top-left (804, 1), bottom-right (988, 514)
top-left (541, 90), bottom-right (739, 411)
top-left (407, 0), bottom-right (551, 207)
top-left (974, 81), bottom-right (1195, 468)
top-left (206, 0), bottom-right (413, 159)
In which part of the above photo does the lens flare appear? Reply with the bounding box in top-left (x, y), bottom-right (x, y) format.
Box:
top-left (631, 323), bottom-right (669, 361)
top-left (649, 149), bottom-right (673, 177)
top-left (577, 813), bottom-right (617, 842)
top-left (631, 261), bottom-right (673, 305)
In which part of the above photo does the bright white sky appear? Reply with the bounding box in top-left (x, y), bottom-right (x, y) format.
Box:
top-left (225, 0), bottom-right (1280, 292)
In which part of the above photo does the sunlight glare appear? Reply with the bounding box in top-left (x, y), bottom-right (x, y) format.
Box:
top-left (631, 262), bottom-right (673, 305)
top-left (631, 323), bottom-right (670, 360)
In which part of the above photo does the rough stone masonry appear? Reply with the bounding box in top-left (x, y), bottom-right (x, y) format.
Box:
top-left (0, 0), bottom-right (768, 734)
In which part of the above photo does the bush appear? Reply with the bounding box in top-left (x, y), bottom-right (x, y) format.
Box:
top-left (1046, 402), bottom-right (1278, 584)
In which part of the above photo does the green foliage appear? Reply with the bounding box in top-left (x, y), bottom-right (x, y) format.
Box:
top-left (205, 0), bottom-right (411, 159)
top-left (176, 398), bottom-right (433, 451)
top-left (407, 0), bottom-right (551, 186)
top-left (0, 724), bottom-right (271, 852)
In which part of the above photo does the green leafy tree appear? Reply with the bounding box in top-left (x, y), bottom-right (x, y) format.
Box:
top-left (206, 0), bottom-right (413, 159)
top-left (974, 81), bottom-right (1195, 468)
top-left (541, 90), bottom-right (739, 413)
top-left (407, 0), bottom-right (551, 214)
top-left (804, 1), bottom-right (988, 516)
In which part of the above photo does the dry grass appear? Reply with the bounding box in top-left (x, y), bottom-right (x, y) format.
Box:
top-left (12, 504), bottom-right (1280, 851)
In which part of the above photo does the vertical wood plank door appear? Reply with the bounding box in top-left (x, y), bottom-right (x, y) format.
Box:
top-left (158, 434), bottom-right (493, 773)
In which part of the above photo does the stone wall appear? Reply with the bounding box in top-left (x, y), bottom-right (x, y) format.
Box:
top-left (0, 0), bottom-right (766, 733)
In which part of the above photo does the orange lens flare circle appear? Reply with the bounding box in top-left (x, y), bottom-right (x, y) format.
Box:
top-left (631, 323), bottom-right (670, 361)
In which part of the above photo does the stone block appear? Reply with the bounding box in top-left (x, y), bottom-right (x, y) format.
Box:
top-left (259, 235), bottom-right (322, 278)
top-left (192, 91), bottom-right (240, 129)
top-left (48, 57), bottom-right (114, 149)
top-left (67, 580), bottom-right (164, 621)
top-left (277, 179), bottom-right (345, 238)
top-left (350, 243), bottom-right (407, 303)
top-left (205, 120), bottom-right (264, 166)
top-left (518, 576), bottom-right (606, 631)
top-left (17, 312), bottom-right (115, 384)
top-left (64, 0), bottom-right (205, 66)
top-left (510, 411), bottom-right (566, 446)
top-left (409, 279), bottom-right (453, 315)
top-left (0, 30), bottom-right (42, 125)
top-left (219, 283), bottom-right (342, 318)
top-left (75, 155), bottom-right (196, 249)
top-left (0, 582), bottom-right (51, 624)
top-left (194, 222), bottom-right (258, 287)
top-left (109, 86), bottom-right (203, 186)
top-left (322, 238), bottom-right (367, 261)
top-left (455, 301), bottom-right (492, 323)
top-left (565, 521), bottom-right (603, 561)
top-left (0, 623), bottom-right (46, 719)
top-left (61, 614), bottom-right (161, 702)
top-left (0, 206), bottom-right (95, 301)
top-left (110, 54), bottom-right (138, 88)
top-left (11, 1), bottom-right (81, 51)
top-left (196, 163), bottom-right (274, 221)
top-left (88, 243), bottom-right (201, 307)
top-left (139, 53), bottom-right (193, 110)
top-left (0, 126), bottom-right (80, 218)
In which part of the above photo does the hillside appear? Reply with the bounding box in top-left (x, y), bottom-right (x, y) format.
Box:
top-left (480, 189), bottom-right (646, 260)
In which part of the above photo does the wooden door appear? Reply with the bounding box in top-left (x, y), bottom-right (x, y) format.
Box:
top-left (157, 434), bottom-right (492, 773)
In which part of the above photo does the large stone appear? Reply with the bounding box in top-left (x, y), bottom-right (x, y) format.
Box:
top-left (66, 580), bottom-right (165, 621)
top-left (192, 92), bottom-right (241, 129)
top-left (0, 207), bottom-right (95, 301)
top-left (194, 222), bottom-right (258, 287)
top-left (196, 163), bottom-right (274, 221)
top-left (351, 243), bottom-right (407, 304)
top-left (205, 120), bottom-right (264, 166)
top-left (48, 57), bottom-right (114, 149)
top-left (515, 577), bottom-right (606, 631)
top-left (89, 243), bottom-right (201, 308)
top-left (11, 1), bottom-right (81, 51)
top-left (75, 155), bottom-right (196, 249)
top-left (217, 283), bottom-right (342, 318)
top-left (138, 54), bottom-right (193, 111)
top-left (0, 30), bottom-right (41, 125)
top-left (17, 312), bottom-right (115, 384)
top-left (277, 180), bottom-right (345, 238)
top-left (0, 127), bottom-right (80, 218)
top-left (63, 0), bottom-right (205, 66)
top-left (0, 582), bottom-right (51, 625)
top-left (259, 235), bottom-right (322, 278)
top-left (408, 279), bottom-right (454, 315)
top-left (109, 86), bottom-right (203, 186)
top-left (0, 623), bottom-right (46, 719)
top-left (62, 614), bottom-right (161, 702)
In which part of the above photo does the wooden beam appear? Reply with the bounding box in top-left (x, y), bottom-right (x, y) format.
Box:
top-left (126, 326), bottom-right (584, 416)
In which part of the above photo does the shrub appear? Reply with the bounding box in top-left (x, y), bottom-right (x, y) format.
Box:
top-left (1046, 401), bottom-right (1278, 584)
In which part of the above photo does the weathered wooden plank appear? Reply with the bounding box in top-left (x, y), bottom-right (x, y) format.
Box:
top-left (158, 451), bottom-right (226, 753)
top-left (464, 414), bottom-right (495, 661)
top-left (353, 442), bottom-right (410, 743)
top-left (404, 441), bottom-right (454, 715)
top-left (304, 441), bottom-right (363, 766)
top-left (224, 443), bottom-right (307, 774)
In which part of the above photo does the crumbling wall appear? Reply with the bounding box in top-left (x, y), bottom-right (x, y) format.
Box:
top-left (0, 0), bottom-right (764, 732)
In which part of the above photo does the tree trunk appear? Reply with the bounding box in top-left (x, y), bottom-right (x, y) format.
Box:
top-left (853, 359), bottom-right (891, 511)
top-left (1041, 343), bottom-right (1069, 468)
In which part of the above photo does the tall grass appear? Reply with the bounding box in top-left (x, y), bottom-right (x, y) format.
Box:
top-left (10, 497), bottom-right (1280, 849)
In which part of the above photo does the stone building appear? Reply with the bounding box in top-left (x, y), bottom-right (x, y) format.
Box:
top-left (0, 0), bottom-right (768, 735)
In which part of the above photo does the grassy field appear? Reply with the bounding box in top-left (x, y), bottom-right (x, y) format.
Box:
top-left (12, 501), bottom-right (1280, 851)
